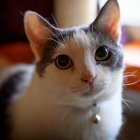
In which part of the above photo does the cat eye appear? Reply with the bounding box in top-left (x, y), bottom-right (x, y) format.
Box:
top-left (55, 55), bottom-right (72, 69)
top-left (95, 46), bottom-right (110, 61)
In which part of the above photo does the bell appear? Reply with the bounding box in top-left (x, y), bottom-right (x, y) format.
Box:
top-left (92, 114), bottom-right (101, 124)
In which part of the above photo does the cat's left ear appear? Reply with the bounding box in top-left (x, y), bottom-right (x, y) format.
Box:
top-left (91, 0), bottom-right (121, 42)
top-left (24, 11), bottom-right (57, 60)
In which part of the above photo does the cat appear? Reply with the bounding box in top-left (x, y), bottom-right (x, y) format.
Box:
top-left (0, 0), bottom-right (124, 140)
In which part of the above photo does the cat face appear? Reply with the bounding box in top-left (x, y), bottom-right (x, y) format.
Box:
top-left (24, 0), bottom-right (124, 108)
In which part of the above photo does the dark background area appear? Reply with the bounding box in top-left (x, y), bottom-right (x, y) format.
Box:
top-left (0, 0), bottom-right (54, 44)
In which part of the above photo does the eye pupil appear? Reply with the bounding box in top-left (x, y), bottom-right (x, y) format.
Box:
top-left (55, 55), bottom-right (72, 69)
top-left (58, 55), bottom-right (69, 67)
top-left (95, 46), bottom-right (110, 61)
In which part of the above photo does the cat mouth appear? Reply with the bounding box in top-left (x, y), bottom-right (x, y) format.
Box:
top-left (83, 92), bottom-right (91, 96)
top-left (81, 90), bottom-right (94, 97)
top-left (72, 86), bottom-right (94, 98)
top-left (77, 86), bottom-right (94, 98)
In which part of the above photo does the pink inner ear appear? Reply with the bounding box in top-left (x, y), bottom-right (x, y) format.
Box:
top-left (29, 27), bottom-right (49, 57)
top-left (107, 7), bottom-right (120, 41)
top-left (24, 12), bottom-right (53, 59)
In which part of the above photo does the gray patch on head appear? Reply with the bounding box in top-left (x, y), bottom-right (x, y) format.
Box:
top-left (36, 29), bottom-right (76, 77)
top-left (94, 31), bottom-right (123, 70)
top-left (83, 27), bottom-right (123, 70)
top-left (36, 37), bottom-right (58, 77)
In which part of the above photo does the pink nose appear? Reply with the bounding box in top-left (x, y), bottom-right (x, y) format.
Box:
top-left (81, 73), bottom-right (95, 86)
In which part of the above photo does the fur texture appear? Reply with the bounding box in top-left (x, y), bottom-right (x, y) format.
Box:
top-left (0, 0), bottom-right (124, 140)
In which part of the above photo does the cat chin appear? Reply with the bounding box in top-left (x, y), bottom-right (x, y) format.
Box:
top-left (58, 95), bottom-right (101, 109)
top-left (67, 101), bottom-right (94, 109)
top-left (52, 88), bottom-right (108, 109)
top-left (55, 96), bottom-right (93, 109)
top-left (63, 89), bottom-right (117, 109)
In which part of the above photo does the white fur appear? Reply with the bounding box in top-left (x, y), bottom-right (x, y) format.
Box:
top-left (9, 31), bottom-right (123, 140)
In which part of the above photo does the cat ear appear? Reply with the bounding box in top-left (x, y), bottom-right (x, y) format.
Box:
top-left (92, 0), bottom-right (120, 42)
top-left (24, 11), bottom-right (57, 60)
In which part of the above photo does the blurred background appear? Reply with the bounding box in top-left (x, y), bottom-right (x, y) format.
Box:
top-left (0, 0), bottom-right (140, 139)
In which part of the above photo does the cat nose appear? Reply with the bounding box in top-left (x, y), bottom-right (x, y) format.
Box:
top-left (81, 73), bottom-right (95, 86)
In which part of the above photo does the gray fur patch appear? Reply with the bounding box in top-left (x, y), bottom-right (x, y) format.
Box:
top-left (0, 71), bottom-right (26, 139)
top-left (91, 30), bottom-right (123, 70)
top-left (36, 30), bottom-right (75, 77)
top-left (36, 38), bottom-right (57, 77)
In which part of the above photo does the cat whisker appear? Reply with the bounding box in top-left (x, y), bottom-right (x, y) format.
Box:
top-left (123, 74), bottom-right (137, 78)
top-left (122, 98), bottom-right (133, 110)
top-left (123, 70), bottom-right (140, 86)
top-left (46, 37), bottom-right (65, 47)
top-left (52, 15), bottom-right (65, 42)
top-left (123, 70), bottom-right (137, 78)
top-left (41, 25), bottom-right (54, 34)
top-left (123, 101), bottom-right (132, 110)
top-left (123, 98), bottom-right (133, 104)
top-left (124, 79), bottom-right (140, 86)
top-left (41, 25), bottom-right (64, 44)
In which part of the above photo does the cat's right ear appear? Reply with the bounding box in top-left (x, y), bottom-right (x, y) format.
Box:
top-left (24, 11), bottom-right (57, 60)
top-left (91, 0), bottom-right (120, 42)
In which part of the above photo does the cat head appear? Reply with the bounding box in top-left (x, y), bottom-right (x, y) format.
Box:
top-left (24, 0), bottom-right (123, 108)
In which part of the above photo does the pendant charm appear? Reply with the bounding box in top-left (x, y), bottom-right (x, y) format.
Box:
top-left (92, 114), bottom-right (101, 124)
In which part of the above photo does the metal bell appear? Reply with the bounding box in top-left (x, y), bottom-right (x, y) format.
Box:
top-left (92, 114), bottom-right (101, 124)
